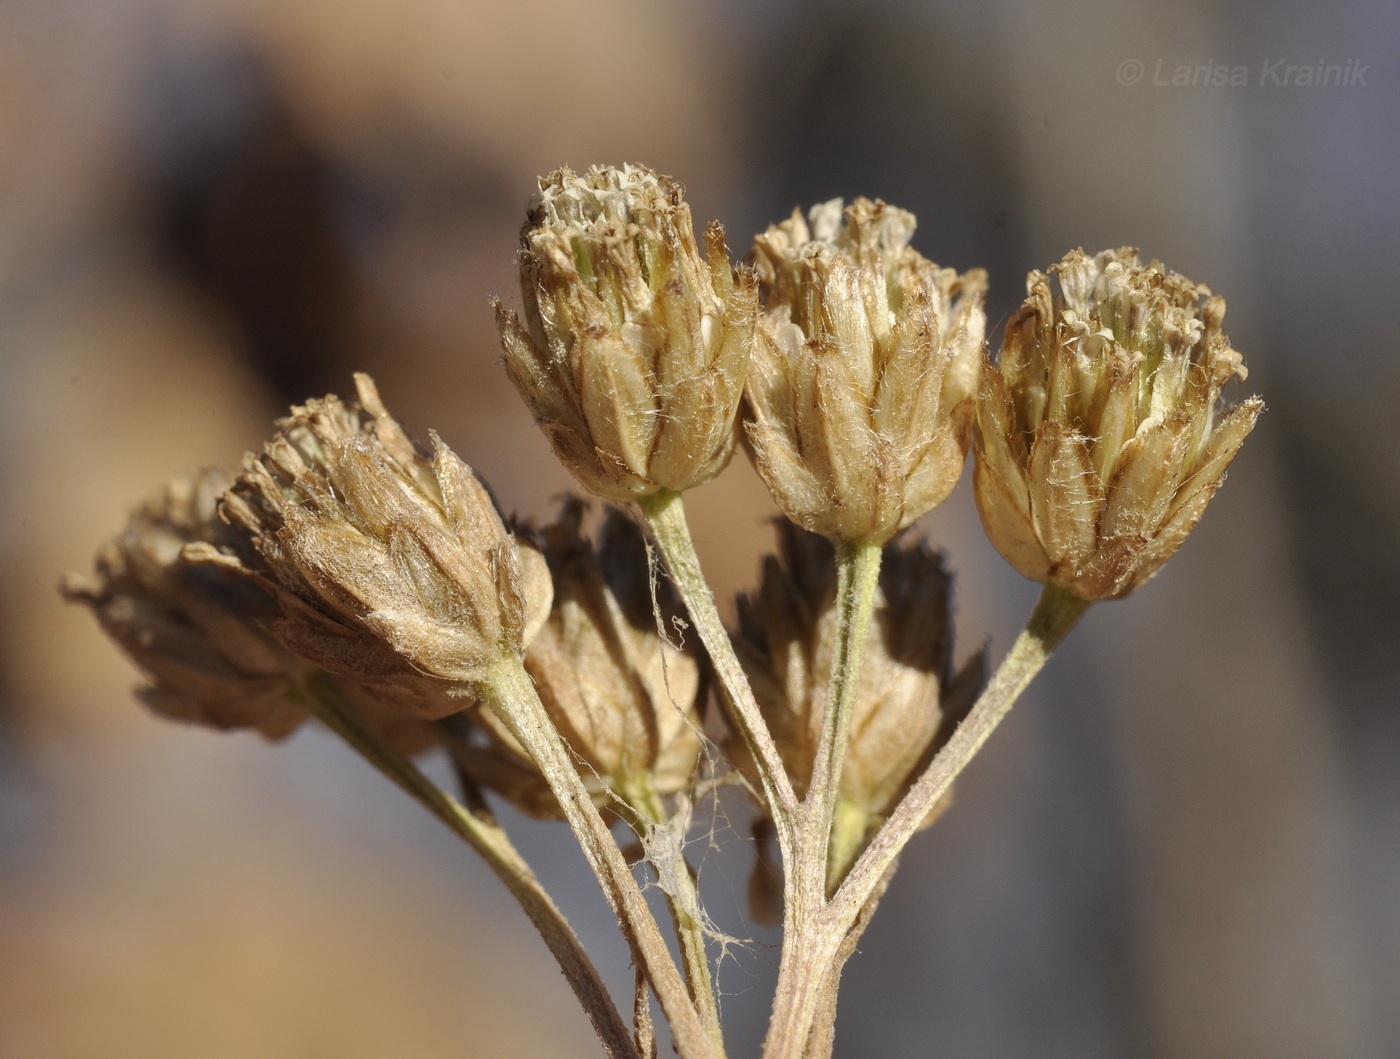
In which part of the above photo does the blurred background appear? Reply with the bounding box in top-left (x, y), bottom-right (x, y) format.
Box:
top-left (1, 0), bottom-right (1396, 1054)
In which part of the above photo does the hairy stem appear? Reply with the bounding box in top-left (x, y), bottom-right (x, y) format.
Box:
top-left (481, 658), bottom-right (720, 1059)
top-left (634, 967), bottom-right (657, 1059)
top-left (804, 538), bottom-right (882, 896)
top-left (762, 540), bottom-right (882, 1059)
top-left (802, 857), bottom-right (899, 1059)
top-left (638, 489), bottom-right (798, 847)
top-left (296, 672), bottom-right (638, 1059)
top-left (620, 778), bottom-right (724, 1056)
top-left (830, 583), bottom-right (1090, 923)
top-left (765, 585), bottom-right (1087, 1057)
top-left (762, 905), bottom-right (846, 1059)
top-left (762, 540), bottom-right (882, 1058)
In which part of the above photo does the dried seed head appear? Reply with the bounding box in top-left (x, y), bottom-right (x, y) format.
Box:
top-left (496, 163), bottom-right (759, 502)
top-left (975, 248), bottom-right (1264, 600)
top-left (461, 500), bottom-right (703, 818)
top-left (62, 468), bottom-right (309, 738)
top-left (65, 468), bottom-right (445, 754)
top-left (222, 374), bottom-right (553, 715)
top-left (731, 522), bottom-right (983, 828)
top-left (744, 198), bottom-right (987, 544)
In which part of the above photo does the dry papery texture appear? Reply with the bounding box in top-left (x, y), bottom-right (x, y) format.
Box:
top-left (745, 197), bottom-right (987, 544)
top-left (732, 523), bottom-right (985, 844)
top-left (452, 500), bottom-right (705, 820)
top-left (62, 467), bottom-right (309, 739)
top-left (220, 372), bottom-right (552, 716)
top-left (976, 247), bottom-right (1263, 600)
top-left (496, 163), bottom-right (759, 502)
top-left (61, 467), bottom-right (437, 754)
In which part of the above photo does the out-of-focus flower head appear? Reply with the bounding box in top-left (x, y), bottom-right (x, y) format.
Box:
top-left (63, 468), bottom-right (308, 738)
top-left (730, 523), bottom-right (983, 859)
top-left (459, 499), bottom-right (703, 819)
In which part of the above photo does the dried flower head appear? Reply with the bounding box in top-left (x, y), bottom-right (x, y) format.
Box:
top-left (65, 466), bottom-right (446, 754)
top-left (731, 523), bottom-right (983, 839)
top-left (63, 468), bottom-right (309, 738)
top-left (744, 198), bottom-right (987, 544)
top-left (222, 373), bottom-right (552, 715)
top-left (496, 163), bottom-right (759, 502)
top-left (461, 500), bottom-right (703, 818)
top-left (975, 248), bottom-right (1264, 600)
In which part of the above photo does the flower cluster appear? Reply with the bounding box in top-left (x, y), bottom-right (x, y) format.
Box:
top-left (66, 163), bottom-right (1261, 1059)
top-left (62, 467), bottom-right (308, 738)
top-left (221, 373), bottom-right (551, 709)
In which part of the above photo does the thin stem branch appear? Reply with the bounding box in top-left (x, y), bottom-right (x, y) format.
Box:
top-left (620, 779), bottom-right (725, 1056)
top-left (634, 968), bottom-right (657, 1059)
top-left (296, 672), bottom-right (638, 1059)
top-left (830, 583), bottom-right (1090, 923)
top-left (762, 540), bottom-right (882, 1059)
top-left (480, 658), bottom-right (720, 1059)
top-left (638, 490), bottom-right (798, 847)
top-left (803, 538), bottom-right (882, 896)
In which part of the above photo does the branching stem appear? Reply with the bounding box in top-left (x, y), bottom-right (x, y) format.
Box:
top-left (480, 658), bottom-right (720, 1059)
top-left (296, 672), bottom-right (639, 1059)
top-left (762, 583), bottom-right (1088, 1058)
top-left (831, 583), bottom-right (1090, 922)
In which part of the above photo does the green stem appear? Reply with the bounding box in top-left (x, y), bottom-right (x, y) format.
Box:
top-left (829, 583), bottom-right (1090, 923)
top-left (824, 796), bottom-right (872, 896)
top-left (480, 658), bottom-right (720, 1059)
top-left (760, 539), bottom-right (881, 1059)
top-left (619, 777), bottom-right (724, 1056)
top-left (296, 672), bottom-right (638, 1059)
top-left (804, 538), bottom-right (882, 896)
top-left (637, 490), bottom-right (797, 853)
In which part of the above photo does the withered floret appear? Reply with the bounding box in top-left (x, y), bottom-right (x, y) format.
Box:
top-left (497, 163), bottom-right (759, 502)
top-left (221, 373), bottom-right (552, 716)
top-left (975, 248), bottom-right (1263, 600)
top-left (731, 523), bottom-right (983, 853)
top-left (63, 468), bottom-right (308, 739)
top-left (459, 500), bottom-right (704, 819)
top-left (744, 198), bottom-right (987, 544)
